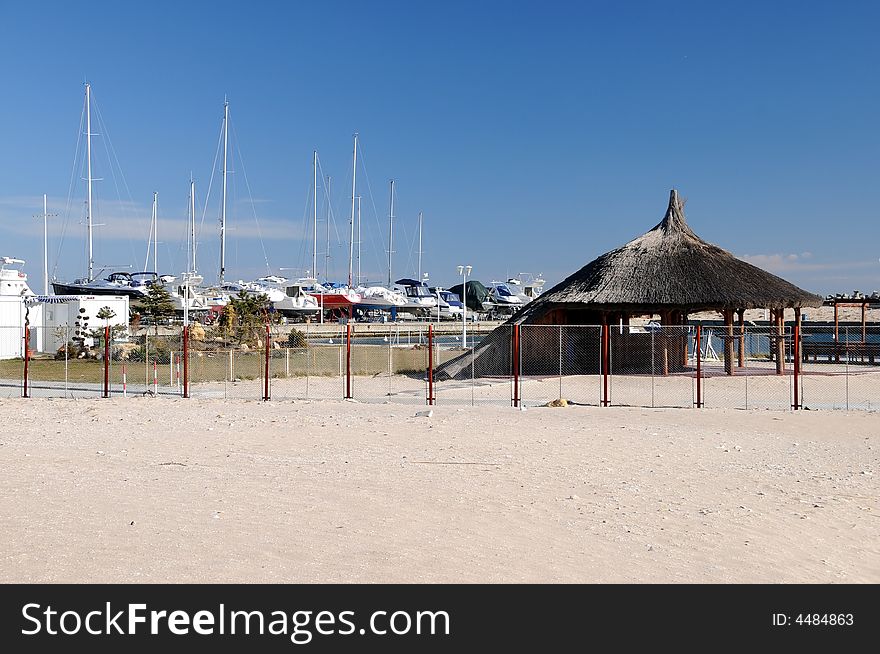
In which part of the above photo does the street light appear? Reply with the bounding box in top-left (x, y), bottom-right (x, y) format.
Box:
top-left (457, 265), bottom-right (472, 348)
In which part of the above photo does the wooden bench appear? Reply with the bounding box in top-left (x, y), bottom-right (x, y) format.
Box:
top-left (801, 340), bottom-right (880, 365)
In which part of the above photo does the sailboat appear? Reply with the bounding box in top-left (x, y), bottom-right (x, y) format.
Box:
top-left (52, 84), bottom-right (173, 298)
top-left (166, 176), bottom-right (214, 315)
top-left (297, 143), bottom-right (361, 320)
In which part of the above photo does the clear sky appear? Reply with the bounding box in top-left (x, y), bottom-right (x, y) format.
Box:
top-left (1, 0), bottom-right (878, 294)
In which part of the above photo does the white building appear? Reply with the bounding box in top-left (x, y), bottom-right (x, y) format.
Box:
top-left (0, 256), bottom-right (129, 359)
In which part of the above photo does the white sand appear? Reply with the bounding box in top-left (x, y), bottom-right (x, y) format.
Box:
top-left (1, 397), bottom-right (877, 583)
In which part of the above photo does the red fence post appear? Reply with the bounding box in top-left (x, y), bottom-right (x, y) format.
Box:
top-left (345, 321), bottom-right (352, 399)
top-left (22, 328), bottom-right (30, 398)
top-left (264, 322), bottom-right (271, 401)
top-left (183, 325), bottom-right (189, 398)
top-left (427, 323), bottom-right (434, 405)
top-left (601, 323), bottom-right (610, 406)
top-left (792, 324), bottom-right (800, 410)
top-left (103, 325), bottom-right (110, 398)
top-left (512, 324), bottom-right (521, 407)
top-left (695, 324), bottom-right (703, 408)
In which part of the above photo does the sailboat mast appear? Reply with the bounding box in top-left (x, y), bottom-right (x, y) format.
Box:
top-left (348, 134), bottom-right (357, 288)
top-left (312, 150), bottom-right (317, 280)
top-left (152, 192), bottom-right (158, 272)
top-left (356, 196), bottom-right (361, 286)
top-left (325, 176), bottom-right (331, 280)
top-left (190, 176), bottom-right (197, 273)
top-left (219, 98), bottom-right (229, 284)
top-left (85, 83), bottom-right (94, 281)
top-left (42, 194), bottom-right (49, 295)
top-left (387, 179), bottom-right (394, 288)
top-left (417, 211), bottom-right (423, 283)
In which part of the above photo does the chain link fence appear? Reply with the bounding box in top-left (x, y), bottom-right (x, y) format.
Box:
top-left (4, 320), bottom-right (880, 411)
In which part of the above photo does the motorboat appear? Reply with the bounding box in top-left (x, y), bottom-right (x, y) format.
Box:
top-left (355, 285), bottom-right (408, 312)
top-left (52, 270), bottom-right (173, 299)
top-left (485, 281), bottom-right (526, 316)
top-left (429, 288), bottom-right (464, 320)
top-left (248, 276), bottom-right (321, 319)
top-left (392, 278), bottom-right (437, 316)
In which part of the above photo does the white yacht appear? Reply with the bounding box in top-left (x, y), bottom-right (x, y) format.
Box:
top-left (355, 285), bottom-right (408, 311)
top-left (392, 278), bottom-right (437, 316)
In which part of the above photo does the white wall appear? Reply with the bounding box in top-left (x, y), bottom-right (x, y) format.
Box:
top-left (42, 296), bottom-right (129, 354)
top-left (0, 297), bottom-right (44, 359)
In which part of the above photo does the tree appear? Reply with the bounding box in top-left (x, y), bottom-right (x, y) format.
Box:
top-left (140, 282), bottom-right (176, 335)
top-left (221, 291), bottom-right (278, 344)
top-left (97, 306), bottom-right (116, 325)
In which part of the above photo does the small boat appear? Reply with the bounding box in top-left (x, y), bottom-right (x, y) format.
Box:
top-left (247, 276), bottom-right (321, 319)
top-left (355, 285), bottom-right (408, 311)
top-left (393, 278), bottom-right (437, 316)
top-left (437, 289), bottom-right (464, 320)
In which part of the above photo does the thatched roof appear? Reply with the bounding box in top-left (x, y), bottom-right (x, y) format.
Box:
top-left (513, 189), bottom-right (821, 321)
top-left (434, 189), bottom-right (822, 381)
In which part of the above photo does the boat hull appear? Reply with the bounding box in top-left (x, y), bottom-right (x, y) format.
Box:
top-left (51, 282), bottom-right (147, 299)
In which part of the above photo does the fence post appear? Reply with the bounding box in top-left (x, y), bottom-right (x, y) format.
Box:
top-left (263, 322), bottom-right (270, 401)
top-left (103, 325), bottom-right (110, 398)
top-left (512, 324), bottom-right (520, 408)
top-left (601, 322), bottom-right (610, 407)
top-left (427, 323), bottom-right (434, 405)
top-left (558, 325), bottom-right (563, 401)
top-left (792, 324), bottom-right (800, 410)
top-left (695, 324), bottom-right (703, 408)
top-left (182, 325), bottom-right (189, 398)
top-left (22, 327), bottom-right (30, 398)
top-left (122, 363), bottom-right (127, 397)
top-left (344, 321), bottom-right (352, 399)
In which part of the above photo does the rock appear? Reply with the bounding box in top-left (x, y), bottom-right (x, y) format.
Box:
top-left (415, 410), bottom-right (433, 418)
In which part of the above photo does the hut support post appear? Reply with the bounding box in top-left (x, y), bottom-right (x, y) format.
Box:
top-left (834, 304), bottom-right (839, 342)
top-left (724, 309), bottom-right (735, 375)
top-left (681, 313), bottom-right (688, 368)
top-left (862, 303), bottom-right (866, 343)
top-left (737, 308), bottom-right (745, 368)
top-left (775, 309), bottom-right (785, 375)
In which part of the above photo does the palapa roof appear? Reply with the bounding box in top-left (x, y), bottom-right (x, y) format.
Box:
top-left (514, 189), bottom-right (822, 321)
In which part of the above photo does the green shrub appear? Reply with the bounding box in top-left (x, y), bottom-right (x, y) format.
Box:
top-left (287, 328), bottom-right (307, 348)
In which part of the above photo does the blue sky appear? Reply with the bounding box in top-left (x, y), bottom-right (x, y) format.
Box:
top-left (1, 0), bottom-right (878, 294)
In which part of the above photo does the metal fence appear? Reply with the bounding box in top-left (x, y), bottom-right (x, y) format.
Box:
top-left (2, 322), bottom-right (880, 411)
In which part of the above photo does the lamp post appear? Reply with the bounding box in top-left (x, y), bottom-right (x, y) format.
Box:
top-left (435, 286), bottom-right (442, 323)
top-left (457, 265), bottom-right (471, 348)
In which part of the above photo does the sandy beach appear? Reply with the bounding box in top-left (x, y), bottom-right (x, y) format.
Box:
top-left (0, 398), bottom-right (877, 584)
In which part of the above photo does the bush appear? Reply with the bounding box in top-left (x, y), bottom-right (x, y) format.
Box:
top-left (287, 328), bottom-right (307, 348)
top-left (127, 339), bottom-right (173, 364)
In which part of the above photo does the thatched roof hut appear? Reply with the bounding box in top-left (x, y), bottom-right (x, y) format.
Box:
top-left (514, 189), bottom-right (820, 321)
top-left (436, 189), bottom-right (822, 380)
